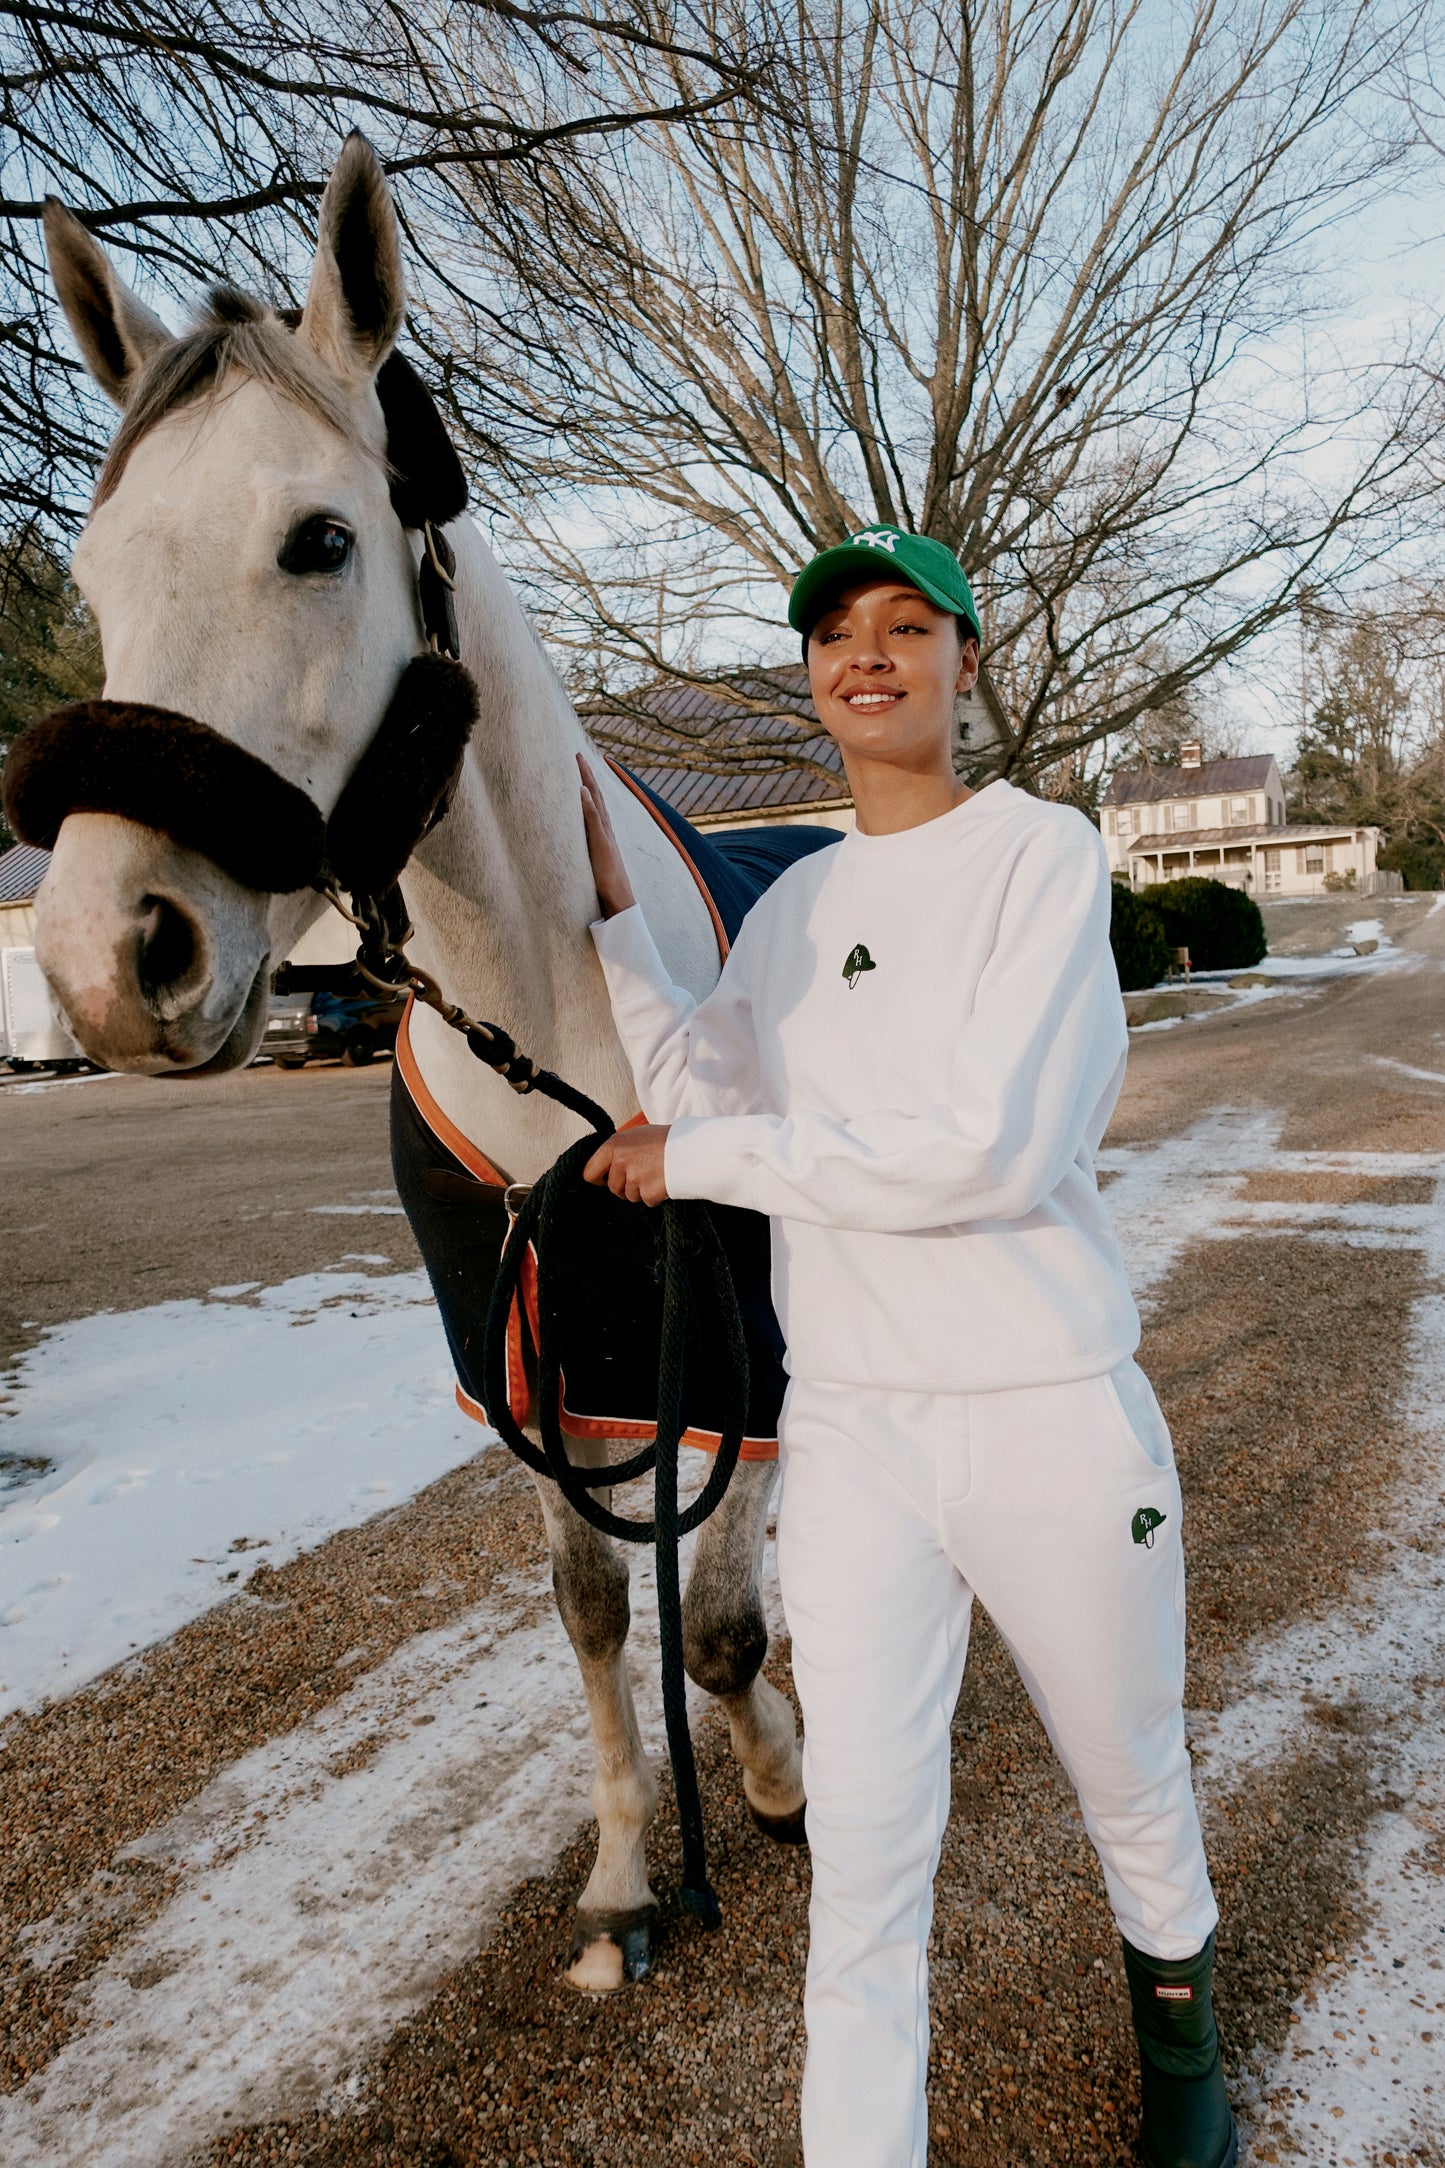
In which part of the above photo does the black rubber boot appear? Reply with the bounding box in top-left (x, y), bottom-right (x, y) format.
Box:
top-left (1121, 1933), bottom-right (1237, 2168)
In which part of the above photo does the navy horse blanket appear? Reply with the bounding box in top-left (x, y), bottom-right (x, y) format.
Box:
top-left (391, 768), bottom-right (841, 1458)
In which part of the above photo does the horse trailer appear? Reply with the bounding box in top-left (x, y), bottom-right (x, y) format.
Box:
top-left (0, 947), bottom-right (87, 1070)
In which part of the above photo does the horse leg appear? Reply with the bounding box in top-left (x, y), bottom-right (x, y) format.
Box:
top-left (532, 1441), bottom-right (659, 1993)
top-left (682, 1458), bottom-right (807, 1841)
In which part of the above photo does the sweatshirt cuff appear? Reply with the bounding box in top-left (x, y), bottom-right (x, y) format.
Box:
top-left (665, 1115), bottom-right (776, 1212)
top-left (590, 902), bottom-right (653, 971)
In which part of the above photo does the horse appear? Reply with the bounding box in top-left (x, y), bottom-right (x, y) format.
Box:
top-left (22, 132), bottom-right (808, 1995)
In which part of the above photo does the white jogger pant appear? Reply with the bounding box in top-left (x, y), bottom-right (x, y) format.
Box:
top-left (775, 1362), bottom-right (1218, 2168)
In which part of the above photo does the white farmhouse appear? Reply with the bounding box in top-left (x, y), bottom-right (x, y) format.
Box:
top-left (1101, 741), bottom-right (1396, 898)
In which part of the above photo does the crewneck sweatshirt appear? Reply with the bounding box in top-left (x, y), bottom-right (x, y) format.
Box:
top-left (590, 779), bottom-right (1139, 1393)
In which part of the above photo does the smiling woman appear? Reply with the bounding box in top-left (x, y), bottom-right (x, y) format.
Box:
top-left (802, 590), bottom-right (976, 822)
top-left (580, 521), bottom-right (1237, 2168)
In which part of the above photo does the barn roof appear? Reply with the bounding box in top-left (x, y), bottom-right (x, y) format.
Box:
top-left (588, 667), bottom-right (849, 823)
top-left (590, 658), bottom-right (1009, 823)
top-left (1104, 756), bottom-right (1276, 807)
top-left (0, 842), bottom-right (49, 904)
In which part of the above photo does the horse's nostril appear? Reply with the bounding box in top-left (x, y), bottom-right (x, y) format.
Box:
top-left (137, 893), bottom-right (197, 998)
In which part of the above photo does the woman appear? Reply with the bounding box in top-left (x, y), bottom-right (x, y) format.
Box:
top-left (578, 525), bottom-right (1234, 2168)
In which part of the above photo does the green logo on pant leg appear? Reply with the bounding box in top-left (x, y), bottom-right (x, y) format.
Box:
top-left (842, 943), bottom-right (876, 989)
top-left (1132, 1506), bottom-right (1167, 1547)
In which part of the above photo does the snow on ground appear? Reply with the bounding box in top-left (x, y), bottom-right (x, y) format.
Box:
top-left (1127, 915), bottom-right (1414, 1033)
top-left (1220, 942), bottom-right (1409, 984)
top-left (5, 1118), bottom-right (1445, 2162)
top-left (1372, 1057), bottom-right (1445, 1088)
top-left (1102, 1117), bottom-right (1445, 2163)
top-left (0, 1265), bottom-right (480, 1718)
top-left (0, 1534), bottom-right (771, 2168)
top-left (0, 1068), bottom-right (120, 1095)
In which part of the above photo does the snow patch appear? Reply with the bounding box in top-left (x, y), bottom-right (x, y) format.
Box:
top-left (6, 1108), bottom-right (1445, 2158)
top-left (0, 1535), bottom-right (776, 2168)
top-left (0, 1269), bottom-right (483, 1719)
top-left (1105, 1116), bottom-right (1445, 2164)
top-left (1371, 1056), bottom-right (1445, 1087)
top-left (308, 1203), bottom-right (407, 1217)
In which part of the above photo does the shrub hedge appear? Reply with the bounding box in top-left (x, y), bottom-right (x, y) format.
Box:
top-left (1109, 883), bottom-right (1169, 991)
top-left (1143, 876), bottom-right (1267, 971)
top-left (1378, 837), bottom-right (1445, 891)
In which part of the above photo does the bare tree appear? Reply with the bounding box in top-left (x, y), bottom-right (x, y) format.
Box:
top-left (0, 0), bottom-right (763, 552)
top-left (1289, 585), bottom-right (1445, 848)
top-left (429, 0), bottom-right (1440, 785)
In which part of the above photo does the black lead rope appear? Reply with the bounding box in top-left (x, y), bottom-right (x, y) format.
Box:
top-left (479, 1123), bottom-right (751, 1930)
top-left (344, 884), bottom-right (752, 1928)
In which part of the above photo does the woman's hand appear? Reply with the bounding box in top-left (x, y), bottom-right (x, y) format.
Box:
top-left (583, 1125), bottom-right (670, 1206)
top-left (578, 753), bottom-right (637, 920)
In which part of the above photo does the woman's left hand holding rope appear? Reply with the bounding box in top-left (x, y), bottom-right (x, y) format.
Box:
top-left (584, 1126), bottom-right (671, 1205)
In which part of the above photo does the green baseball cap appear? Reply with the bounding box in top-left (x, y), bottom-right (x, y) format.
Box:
top-left (788, 525), bottom-right (982, 646)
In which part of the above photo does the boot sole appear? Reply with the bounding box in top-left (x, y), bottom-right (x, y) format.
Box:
top-left (1140, 2114), bottom-right (1237, 2168)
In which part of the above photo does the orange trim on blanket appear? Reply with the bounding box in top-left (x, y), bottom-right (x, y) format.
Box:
top-left (394, 996), bottom-right (505, 1185)
top-left (454, 1380), bottom-right (780, 1462)
top-left (395, 837), bottom-right (779, 1464)
top-left (603, 755), bottom-right (731, 965)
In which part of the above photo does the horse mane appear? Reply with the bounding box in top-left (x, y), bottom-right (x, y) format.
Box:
top-left (95, 287), bottom-right (354, 507)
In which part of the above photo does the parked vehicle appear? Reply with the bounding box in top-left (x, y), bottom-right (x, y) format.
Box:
top-left (260, 988), bottom-right (315, 1069)
top-left (0, 947), bottom-right (88, 1071)
top-left (259, 984), bottom-right (401, 1069)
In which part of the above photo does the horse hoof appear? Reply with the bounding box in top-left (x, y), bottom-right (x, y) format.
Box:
top-left (564, 1907), bottom-right (655, 1994)
top-left (747, 1798), bottom-right (809, 1847)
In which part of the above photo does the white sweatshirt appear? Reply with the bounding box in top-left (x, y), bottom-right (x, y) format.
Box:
top-left (590, 779), bottom-right (1140, 1393)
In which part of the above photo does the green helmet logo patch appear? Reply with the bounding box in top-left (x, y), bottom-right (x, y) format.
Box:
top-left (1131, 1506), bottom-right (1167, 1549)
top-left (842, 943), bottom-right (877, 990)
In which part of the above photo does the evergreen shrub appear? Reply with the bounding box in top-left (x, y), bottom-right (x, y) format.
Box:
top-left (1109, 882), bottom-right (1169, 991)
top-left (1378, 838), bottom-right (1445, 891)
top-left (1144, 876), bottom-right (1267, 971)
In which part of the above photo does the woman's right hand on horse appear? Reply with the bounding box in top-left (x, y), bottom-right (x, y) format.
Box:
top-left (578, 754), bottom-right (638, 920)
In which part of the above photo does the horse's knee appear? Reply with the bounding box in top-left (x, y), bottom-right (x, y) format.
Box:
top-left (681, 1582), bottom-right (768, 1699)
top-left (552, 1532), bottom-right (631, 1663)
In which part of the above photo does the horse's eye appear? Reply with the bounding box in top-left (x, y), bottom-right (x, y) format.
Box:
top-left (279, 517), bottom-right (353, 576)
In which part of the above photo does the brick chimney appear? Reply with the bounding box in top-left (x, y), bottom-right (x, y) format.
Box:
top-left (1180, 739), bottom-right (1203, 769)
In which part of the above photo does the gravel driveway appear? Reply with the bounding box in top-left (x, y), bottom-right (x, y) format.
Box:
top-left (3, 895), bottom-right (1444, 2168)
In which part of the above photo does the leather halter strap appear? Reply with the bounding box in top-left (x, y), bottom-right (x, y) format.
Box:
top-left (0, 350), bottom-right (476, 891)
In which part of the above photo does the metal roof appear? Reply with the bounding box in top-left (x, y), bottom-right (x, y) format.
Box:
top-left (0, 843), bottom-right (49, 904)
top-left (590, 667), bottom-right (850, 823)
top-left (590, 659), bottom-right (1011, 822)
top-left (1126, 820), bottom-right (1375, 853)
top-left (1104, 756), bottom-right (1277, 807)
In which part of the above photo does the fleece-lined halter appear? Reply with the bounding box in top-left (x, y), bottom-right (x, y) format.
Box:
top-left (1, 349), bottom-right (479, 900)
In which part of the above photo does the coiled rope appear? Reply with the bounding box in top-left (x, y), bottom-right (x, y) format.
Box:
top-left (480, 1116), bottom-right (750, 1930)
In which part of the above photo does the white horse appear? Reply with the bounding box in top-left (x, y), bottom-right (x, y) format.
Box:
top-left (32, 133), bottom-right (805, 1993)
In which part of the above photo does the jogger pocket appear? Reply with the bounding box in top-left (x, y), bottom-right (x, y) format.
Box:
top-left (1103, 1362), bottom-right (1176, 1474)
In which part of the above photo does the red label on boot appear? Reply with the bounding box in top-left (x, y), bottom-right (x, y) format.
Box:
top-left (1154, 1984), bottom-right (1194, 2001)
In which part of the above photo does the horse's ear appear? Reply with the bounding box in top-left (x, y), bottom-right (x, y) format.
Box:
top-left (43, 199), bottom-right (172, 408)
top-left (299, 133), bottom-right (405, 384)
